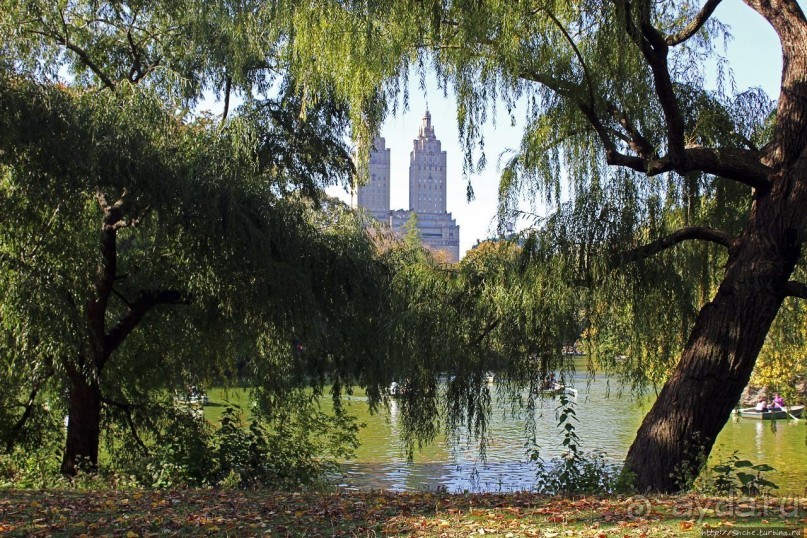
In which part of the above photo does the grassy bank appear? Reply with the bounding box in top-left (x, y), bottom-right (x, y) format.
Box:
top-left (0, 489), bottom-right (804, 536)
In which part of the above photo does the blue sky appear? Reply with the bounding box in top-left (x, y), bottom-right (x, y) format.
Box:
top-left (330, 1), bottom-right (790, 257)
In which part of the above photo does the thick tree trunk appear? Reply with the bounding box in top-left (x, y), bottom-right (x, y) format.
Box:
top-left (624, 1), bottom-right (807, 493)
top-left (624, 271), bottom-right (785, 491)
top-left (625, 174), bottom-right (806, 492)
top-left (61, 371), bottom-right (102, 475)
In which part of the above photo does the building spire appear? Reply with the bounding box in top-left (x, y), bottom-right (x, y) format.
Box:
top-left (420, 108), bottom-right (433, 138)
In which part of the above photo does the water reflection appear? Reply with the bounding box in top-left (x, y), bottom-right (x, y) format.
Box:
top-left (337, 373), bottom-right (807, 494)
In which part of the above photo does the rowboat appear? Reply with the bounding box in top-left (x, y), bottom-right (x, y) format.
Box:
top-left (737, 405), bottom-right (804, 420)
top-left (539, 383), bottom-right (578, 398)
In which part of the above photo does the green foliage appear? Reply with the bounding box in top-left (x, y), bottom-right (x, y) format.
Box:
top-left (0, 0), bottom-right (602, 483)
top-left (276, 0), bottom-right (806, 403)
top-left (0, 69), bottom-right (385, 469)
top-left (697, 452), bottom-right (779, 496)
top-left (670, 432), bottom-right (710, 492)
top-left (3, 0), bottom-right (802, 491)
top-left (0, 64), bottom-right (585, 476)
top-left (752, 290), bottom-right (807, 400)
top-left (0, 446), bottom-right (63, 489)
top-left (137, 400), bottom-right (360, 489)
top-left (0, 397), bottom-right (360, 490)
top-left (531, 394), bottom-right (623, 494)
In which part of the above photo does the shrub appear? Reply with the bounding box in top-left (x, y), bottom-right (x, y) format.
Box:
top-left (531, 393), bottom-right (625, 494)
top-left (696, 451), bottom-right (779, 495)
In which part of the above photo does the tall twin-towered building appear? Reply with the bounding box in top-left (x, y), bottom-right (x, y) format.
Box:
top-left (357, 110), bottom-right (461, 262)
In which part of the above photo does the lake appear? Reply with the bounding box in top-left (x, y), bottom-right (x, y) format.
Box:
top-left (335, 372), bottom-right (807, 494)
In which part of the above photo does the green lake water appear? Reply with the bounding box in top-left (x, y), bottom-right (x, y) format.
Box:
top-left (332, 373), bottom-right (807, 494)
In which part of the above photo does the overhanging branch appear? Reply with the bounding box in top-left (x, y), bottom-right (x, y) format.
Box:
top-left (100, 396), bottom-right (149, 453)
top-left (102, 289), bottom-right (186, 365)
top-left (614, 226), bottom-right (734, 267)
top-left (543, 9), bottom-right (597, 107)
top-left (683, 147), bottom-right (772, 190)
top-left (640, 147), bottom-right (772, 190)
top-left (32, 29), bottom-right (117, 90)
top-left (666, 0), bottom-right (723, 45)
top-left (3, 368), bottom-right (54, 453)
top-left (785, 281), bottom-right (807, 299)
top-left (470, 318), bottom-right (501, 348)
top-left (606, 103), bottom-right (657, 159)
top-left (519, 70), bottom-right (581, 99)
top-left (616, 0), bottom-right (686, 163)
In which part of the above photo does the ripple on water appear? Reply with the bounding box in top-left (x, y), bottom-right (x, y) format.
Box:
top-left (335, 374), bottom-right (807, 494)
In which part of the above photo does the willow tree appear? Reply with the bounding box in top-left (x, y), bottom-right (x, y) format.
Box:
top-left (283, 0), bottom-right (807, 491)
top-left (0, 0), bottom-right (393, 475)
top-left (0, 0), bottom-right (552, 480)
top-left (0, 75), bottom-right (397, 474)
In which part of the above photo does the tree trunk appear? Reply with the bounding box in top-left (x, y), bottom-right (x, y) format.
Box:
top-left (624, 2), bottom-right (807, 491)
top-left (625, 169), bottom-right (805, 492)
top-left (61, 371), bottom-right (101, 475)
top-left (624, 284), bottom-right (783, 492)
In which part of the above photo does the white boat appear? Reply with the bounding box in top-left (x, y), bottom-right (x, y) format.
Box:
top-left (738, 405), bottom-right (803, 420)
top-left (539, 383), bottom-right (577, 398)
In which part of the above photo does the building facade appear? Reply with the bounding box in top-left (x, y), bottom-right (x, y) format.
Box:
top-left (356, 136), bottom-right (391, 221)
top-left (409, 110), bottom-right (447, 214)
top-left (356, 111), bottom-right (460, 262)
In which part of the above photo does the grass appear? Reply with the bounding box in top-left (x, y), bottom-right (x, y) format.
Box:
top-left (0, 489), bottom-right (804, 536)
top-left (203, 387), bottom-right (254, 425)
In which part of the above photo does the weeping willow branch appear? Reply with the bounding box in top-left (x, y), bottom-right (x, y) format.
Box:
top-left (32, 29), bottom-right (116, 90)
top-left (469, 318), bottom-right (501, 348)
top-left (606, 103), bottom-right (656, 159)
top-left (543, 8), bottom-right (596, 108)
top-left (576, 103), bottom-right (647, 172)
top-left (3, 367), bottom-right (54, 453)
top-left (785, 280), bottom-right (807, 299)
top-left (615, 0), bottom-right (686, 164)
top-left (21, 204), bottom-right (61, 262)
top-left (636, 147), bottom-right (772, 190)
top-left (666, 0), bottom-right (723, 46)
top-left (102, 289), bottom-right (186, 365)
top-left (222, 75), bottom-right (232, 123)
top-left (613, 225), bottom-right (734, 267)
top-left (100, 396), bottom-right (149, 454)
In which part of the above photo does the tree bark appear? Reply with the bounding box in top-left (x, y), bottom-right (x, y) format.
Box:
top-left (624, 249), bottom-right (790, 491)
top-left (625, 160), bottom-right (807, 492)
top-left (58, 193), bottom-right (183, 475)
top-left (623, 0), bottom-right (807, 493)
top-left (61, 370), bottom-right (102, 475)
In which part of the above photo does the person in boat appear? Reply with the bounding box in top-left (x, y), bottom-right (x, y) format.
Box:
top-left (549, 373), bottom-right (557, 388)
top-left (754, 398), bottom-right (769, 412)
top-left (772, 393), bottom-right (785, 409)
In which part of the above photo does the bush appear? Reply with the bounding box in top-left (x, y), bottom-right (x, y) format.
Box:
top-left (1, 391), bottom-right (360, 491)
top-left (532, 448), bottom-right (623, 494)
top-left (531, 393), bottom-right (626, 494)
top-left (696, 451), bottom-right (779, 495)
top-left (126, 399), bottom-right (359, 490)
